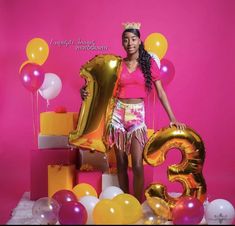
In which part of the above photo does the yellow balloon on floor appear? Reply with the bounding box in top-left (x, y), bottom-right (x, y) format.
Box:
top-left (92, 199), bottom-right (124, 224)
top-left (26, 37), bottom-right (49, 65)
top-left (72, 183), bottom-right (97, 199)
top-left (112, 193), bottom-right (143, 224)
top-left (144, 33), bottom-right (168, 59)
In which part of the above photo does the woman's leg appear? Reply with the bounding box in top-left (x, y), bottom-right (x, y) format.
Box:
top-left (130, 135), bottom-right (144, 202)
top-left (114, 145), bottom-right (129, 193)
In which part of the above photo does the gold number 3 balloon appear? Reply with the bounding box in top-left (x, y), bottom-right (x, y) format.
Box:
top-left (144, 126), bottom-right (207, 218)
top-left (69, 54), bottom-right (122, 153)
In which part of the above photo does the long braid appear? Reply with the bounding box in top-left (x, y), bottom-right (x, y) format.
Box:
top-left (138, 42), bottom-right (153, 92)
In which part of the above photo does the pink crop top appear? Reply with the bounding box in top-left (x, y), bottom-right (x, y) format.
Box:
top-left (117, 58), bottom-right (161, 99)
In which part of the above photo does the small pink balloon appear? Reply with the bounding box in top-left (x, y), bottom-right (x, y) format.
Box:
top-left (52, 189), bottom-right (77, 207)
top-left (172, 196), bottom-right (204, 225)
top-left (159, 58), bottom-right (175, 86)
top-left (58, 201), bottom-right (88, 225)
top-left (19, 62), bottom-right (45, 92)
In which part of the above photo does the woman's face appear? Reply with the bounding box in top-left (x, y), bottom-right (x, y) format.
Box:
top-left (122, 31), bottom-right (141, 55)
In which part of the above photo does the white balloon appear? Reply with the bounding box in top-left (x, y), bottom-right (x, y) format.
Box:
top-left (148, 52), bottom-right (161, 69)
top-left (79, 196), bottom-right (99, 224)
top-left (205, 199), bottom-right (235, 225)
top-left (39, 73), bottom-right (62, 100)
top-left (99, 186), bottom-right (124, 200)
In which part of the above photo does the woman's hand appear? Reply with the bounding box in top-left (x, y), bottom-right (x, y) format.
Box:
top-left (169, 121), bottom-right (187, 130)
top-left (80, 84), bottom-right (88, 100)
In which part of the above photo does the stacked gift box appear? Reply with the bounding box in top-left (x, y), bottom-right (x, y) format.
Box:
top-left (30, 108), bottom-right (156, 201)
top-left (30, 109), bottom-right (79, 200)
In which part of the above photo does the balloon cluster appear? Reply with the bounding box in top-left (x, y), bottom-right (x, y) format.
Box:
top-left (31, 184), bottom-right (145, 225)
top-left (144, 32), bottom-right (175, 87)
top-left (19, 37), bottom-right (62, 104)
top-left (142, 196), bottom-right (235, 225)
top-left (31, 183), bottom-right (235, 225)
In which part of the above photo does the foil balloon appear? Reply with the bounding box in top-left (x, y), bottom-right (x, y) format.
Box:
top-left (69, 54), bottom-right (122, 153)
top-left (144, 126), bottom-right (207, 220)
top-left (146, 197), bottom-right (171, 220)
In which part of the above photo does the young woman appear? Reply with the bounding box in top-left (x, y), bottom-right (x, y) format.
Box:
top-left (81, 22), bottom-right (186, 202)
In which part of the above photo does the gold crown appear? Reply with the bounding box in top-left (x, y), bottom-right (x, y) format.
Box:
top-left (122, 22), bottom-right (141, 30)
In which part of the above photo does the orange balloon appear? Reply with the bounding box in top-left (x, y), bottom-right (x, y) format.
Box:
top-left (72, 183), bottom-right (97, 199)
top-left (144, 33), bottom-right (168, 59)
top-left (26, 37), bottom-right (49, 65)
top-left (19, 60), bottom-right (33, 74)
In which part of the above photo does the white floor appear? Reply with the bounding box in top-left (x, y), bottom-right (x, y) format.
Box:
top-left (7, 192), bottom-right (39, 225)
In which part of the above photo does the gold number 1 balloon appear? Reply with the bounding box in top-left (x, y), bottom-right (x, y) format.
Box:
top-left (69, 54), bottom-right (122, 153)
top-left (144, 126), bottom-right (207, 218)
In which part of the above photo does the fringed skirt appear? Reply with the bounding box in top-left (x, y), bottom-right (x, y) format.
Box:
top-left (106, 99), bottom-right (148, 155)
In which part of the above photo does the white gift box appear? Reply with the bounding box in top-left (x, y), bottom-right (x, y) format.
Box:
top-left (38, 134), bottom-right (70, 149)
top-left (102, 173), bottom-right (119, 191)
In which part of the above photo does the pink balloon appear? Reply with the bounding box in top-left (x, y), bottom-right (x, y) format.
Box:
top-left (172, 196), bottom-right (204, 225)
top-left (52, 189), bottom-right (77, 207)
top-left (19, 62), bottom-right (45, 92)
top-left (58, 201), bottom-right (87, 225)
top-left (159, 58), bottom-right (175, 86)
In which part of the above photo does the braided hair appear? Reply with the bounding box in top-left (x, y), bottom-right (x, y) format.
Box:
top-left (122, 28), bottom-right (153, 92)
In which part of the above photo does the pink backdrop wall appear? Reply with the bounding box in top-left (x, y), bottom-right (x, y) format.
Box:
top-left (1, 0), bottom-right (235, 223)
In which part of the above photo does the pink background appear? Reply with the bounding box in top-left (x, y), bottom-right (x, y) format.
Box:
top-left (1, 0), bottom-right (235, 223)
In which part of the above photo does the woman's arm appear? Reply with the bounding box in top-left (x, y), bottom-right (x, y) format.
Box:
top-left (154, 80), bottom-right (186, 130)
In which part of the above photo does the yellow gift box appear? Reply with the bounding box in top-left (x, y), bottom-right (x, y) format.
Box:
top-left (40, 112), bottom-right (78, 136)
top-left (48, 164), bottom-right (76, 197)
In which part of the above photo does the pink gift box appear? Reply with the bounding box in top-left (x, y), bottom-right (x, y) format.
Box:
top-left (76, 170), bottom-right (102, 196)
top-left (30, 148), bottom-right (78, 200)
top-left (128, 164), bottom-right (154, 202)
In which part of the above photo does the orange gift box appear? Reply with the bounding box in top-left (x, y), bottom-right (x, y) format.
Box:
top-left (48, 164), bottom-right (76, 197)
top-left (40, 112), bottom-right (78, 136)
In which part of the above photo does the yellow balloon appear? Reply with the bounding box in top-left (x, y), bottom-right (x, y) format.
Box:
top-left (144, 33), bottom-right (168, 59)
top-left (72, 183), bottom-right (97, 199)
top-left (112, 193), bottom-right (143, 224)
top-left (92, 199), bottom-right (123, 224)
top-left (146, 197), bottom-right (171, 220)
top-left (26, 37), bottom-right (49, 65)
top-left (69, 54), bottom-right (122, 153)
